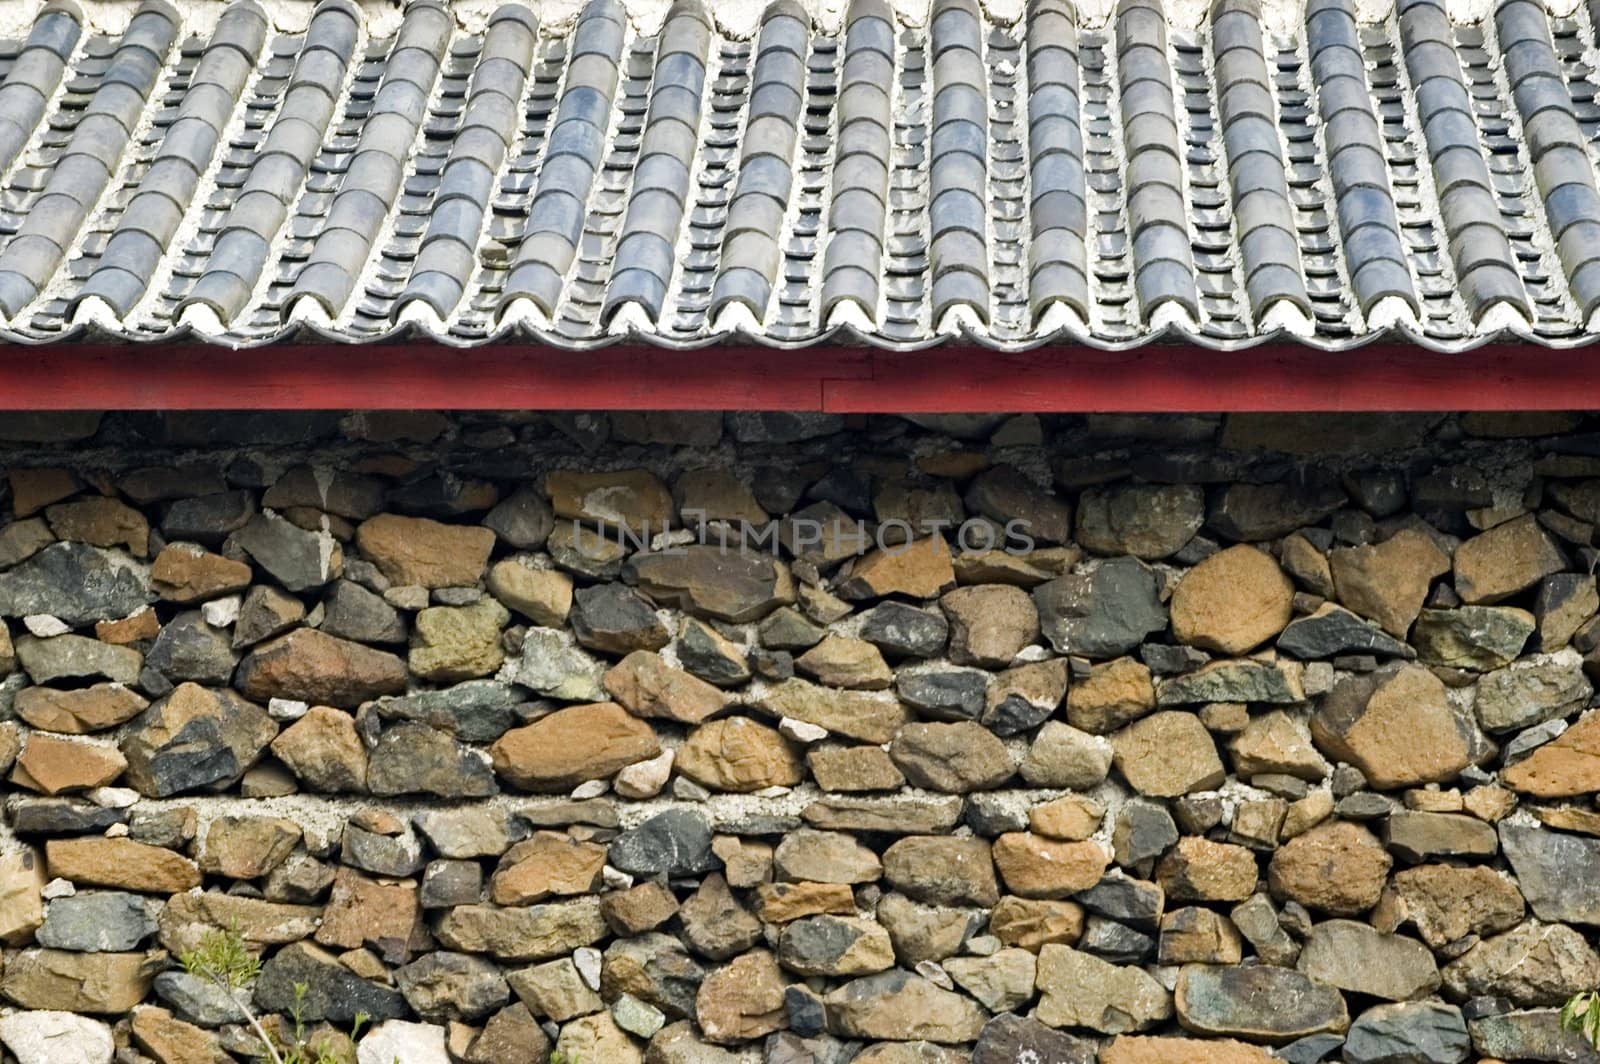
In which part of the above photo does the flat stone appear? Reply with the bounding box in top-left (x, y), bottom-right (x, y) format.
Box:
top-left (993, 833), bottom-right (1109, 899)
top-left (627, 545), bottom-right (796, 623)
top-left (1377, 863), bottom-right (1525, 948)
top-left (14, 734), bottom-right (125, 794)
top-left (1297, 919), bottom-right (1440, 1001)
top-left (609, 810), bottom-right (719, 878)
top-left (1329, 529), bottom-right (1451, 638)
top-left (1455, 514), bottom-right (1566, 604)
top-left (808, 744), bottom-right (905, 792)
top-left (1413, 606), bottom-right (1535, 669)
top-left (0, 1009), bottom-right (113, 1063)
top-left (1209, 477), bottom-right (1347, 541)
top-left (1477, 653), bottom-right (1592, 733)
top-left (15, 634), bottom-right (141, 685)
top-left (1468, 1007), bottom-right (1600, 1063)
top-left (1034, 945), bottom-right (1171, 1034)
top-left (14, 684), bottom-right (147, 734)
top-left (355, 514), bottom-right (495, 589)
top-left (1504, 711), bottom-right (1600, 796)
top-left (802, 795), bottom-right (965, 834)
top-left (254, 941), bottom-right (406, 1023)
top-left (0, 543), bottom-right (153, 626)
top-left (890, 721), bottom-right (1014, 793)
top-left (237, 628), bottom-right (406, 708)
top-left (823, 969), bottom-right (988, 1043)
top-left (859, 602), bottom-right (949, 658)
top-left (1441, 919), bottom-right (1600, 1006)
top-left (232, 513), bottom-right (341, 592)
top-left (432, 898), bottom-right (608, 962)
top-left (1156, 659), bottom-right (1305, 705)
top-left (605, 650), bottom-right (728, 724)
top-left (1279, 603), bottom-right (1415, 660)
top-left (1101, 1035), bottom-right (1274, 1064)
top-left (1384, 810), bottom-right (1497, 863)
top-left (1175, 963), bottom-right (1349, 1043)
top-left (129, 1006), bottom-right (225, 1064)
top-left (797, 634), bottom-right (892, 689)
top-left (150, 543), bottom-right (252, 604)
top-left (199, 815), bottom-right (300, 879)
top-left (1342, 1002), bottom-right (1470, 1064)
top-left (780, 915), bottom-right (896, 977)
top-left (1311, 665), bottom-right (1475, 790)
top-left (490, 702), bottom-right (660, 791)
top-left (974, 1014), bottom-right (1096, 1064)
top-left (1034, 557), bottom-right (1167, 659)
top-left (1, 948), bottom-right (160, 1014)
top-left (752, 678), bottom-right (909, 744)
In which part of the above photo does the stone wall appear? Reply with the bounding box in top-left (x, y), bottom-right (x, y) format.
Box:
top-left (0, 409), bottom-right (1596, 1064)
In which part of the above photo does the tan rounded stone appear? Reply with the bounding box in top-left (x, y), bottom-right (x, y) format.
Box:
top-left (1330, 528), bottom-right (1451, 637)
top-left (1311, 665), bottom-right (1473, 790)
top-left (1171, 545), bottom-right (1294, 654)
top-left (796, 634), bottom-right (893, 690)
top-left (1454, 513), bottom-right (1566, 605)
top-left (992, 834), bottom-right (1109, 899)
top-left (490, 702), bottom-right (661, 792)
top-left (1067, 656), bottom-right (1155, 734)
top-left (1268, 821), bottom-right (1392, 915)
top-left (676, 716), bottom-right (804, 793)
top-left (838, 537), bottom-right (957, 600)
top-left (355, 514), bottom-right (496, 589)
top-left (989, 896), bottom-right (1084, 951)
top-left (940, 584), bottom-right (1040, 667)
top-left (1113, 712), bottom-right (1226, 797)
top-left (486, 560), bottom-right (572, 626)
top-left (491, 832), bottom-right (607, 905)
top-left (45, 837), bottom-right (200, 893)
top-left (1156, 837), bottom-right (1259, 903)
top-left (695, 948), bottom-right (787, 1045)
top-left (270, 706), bottom-right (368, 793)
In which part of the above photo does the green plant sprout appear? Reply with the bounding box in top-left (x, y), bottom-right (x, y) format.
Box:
top-left (178, 925), bottom-right (372, 1064)
top-left (1562, 991), bottom-right (1600, 1050)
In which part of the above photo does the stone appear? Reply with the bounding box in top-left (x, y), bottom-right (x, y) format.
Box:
top-left (369, 722), bottom-right (496, 798)
top-left (776, 829), bottom-right (882, 884)
top-left (433, 898), bottom-right (608, 962)
top-left (506, 957), bottom-right (601, 1022)
top-left (628, 546), bottom-right (796, 623)
top-left (121, 683), bottom-right (276, 797)
top-left (610, 810), bottom-right (719, 878)
top-left (16, 634), bottom-right (141, 685)
top-left (1066, 656), bottom-right (1154, 734)
top-left (974, 1015), bottom-right (1096, 1064)
top-left (603, 881), bottom-right (679, 936)
top-left (752, 678), bottom-right (909, 744)
top-left (1504, 712), bottom-right (1600, 796)
top-left (605, 650), bottom-right (728, 723)
top-left (795, 634), bottom-right (891, 692)
top-left (237, 628), bottom-right (406, 708)
top-left (1034, 557), bottom-right (1167, 659)
top-left (0, 1010), bottom-right (114, 1064)
top-left (150, 543), bottom-right (251, 604)
top-left (940, 585), bottom-right (1038, 666)
top-left (547, 468), bottom-right (673, 530)
top-left (14, 734), bottom-right (125, 794)
top-left (883, 835), bottom-right (999, 906)
top-left (837, 536), bottom-right (957, 600)
top-left (1019, 721), bottom-right (1114, 789)
top-left (1269, 821), bottom-right (1392, 915)
top-left (1209, 477), bottom-right (1348, 540)
top-left (1476, 653), bottom-right (1592, 733)
top-left (129, 1005), bottom-right (226, 1064)
top-left (8, 468), bottom-right (78, 516)
top-left (488, 560), bottom-right (572, 627)
top-left (14, 683), bottom-right (147, 734)
top-left (1159, 906), bottom-right (1244, 965)
top-left (254, 942), bottom-right (406, 1024)
top-left (1114, 799), bottom-right (1179, 868)
top-left (1455, 513), bottom-right (1566, 604)
top-left (0, 518), bottom-right (52, 570)
top-left (571, 582), bottom-right (670, 655)
top-left (1033, 794), bottom-right (1106, 841)
top-left (754, 881), bottom-right (854, 923)
top-left (1537, 572), bottom-right (1597, 650)
top-left (1278, 603), bottom-right (1415, 660)
top-left (1311, 665), bottom-right (1475, 789)
top-left (1442, 920), bottom-right (1600, 1006)
top-left (1034, 945), bottom-right (1171, 1034)
top-left (895, 665), bottom-right (988, 721)
top-left (808, 745), bottom-right (905, 792)
top-left (860, 602), bottom-right (949, 658)
top-left (1076, 483), bottom-right (1205, 560)
top-left (823, 969), bottom-right (987, 1043)
top-left (984, 657), bottom-right (1070, 735)
top-left (356, 1020), bottom-right (450, 1064)
top-left (695, 948), bottom-right (786, 1045)
top-left (1156, 658), bottom-right (1305, 705)
top-left (1378, 864), bottom-right (1525, 948)
top-left (0, 543), bottom-right (153, 626)
top-left (942, 948), bottom-right (1036, 1012)
top-left (232, 585), bottom-right (304, 648)
top-left (1230, 711), bottom-right (1330, 781)
top-left (490, 702), bottom-right (660, 791)
top-left (355, 514), bottom-right (496, 588)
top-left (1342, 1002), bottom-right (1471, 1064)
top-left (514, 627), bottom-right (606, 701)
top-left (677, 619), bottom-right (751, 686)
top-left (1329, 529), bottom-right (1451, 637)
top-left (992, 833), bottom-right (1109, 899)
top-left (1413, 606), bottom-right (1536, 669)
top-left (965, 464), bottom-right (1073, 543)
top-left (1468, 1007), bottom-right (1600, 1062)
top-left (233, 513), bottom-right (340, 591)
top-left (1384, 810), bottom-right (1497, 862)
top-left (483, 486), bottom-right (556, 549)
top-left (1100, 1036), bottom-right (1274, 1064)
top-left (145, 611), bottom-right (238, 685)
top-left (1297, 919), bottom-right (1440, 1001)
top-left (270, 706), bottom-right (367, 792)
top-left (488, 832), bottom-right (605, 906)
top-left (1, 949), bottom-right (160, 1014)
top-left (1174, 964), bottom-right (1349, 1042)
top-left (0, 848), bottom-right (45, 945)
top-left (1114, 711), bottom-right (1227, 797)
top-left (889, 721), bottom-right (1013, 792)
top-left (199, 815), bottom-right (300, 879)
top-left (1171, 545), bottom-right (1294, 654)
top-left (1156, 837), bottom-right (1258, 903)
top-left (393, 952), bottom-right (510, 1022)
top-left (409, 598), bottom-right (509, 681)
top-left (779, 915), bottom-right (897, 977)
top-left (876, 893), bottom-right (982, 962)
top-left (677, 716), bottom-right (804, 793)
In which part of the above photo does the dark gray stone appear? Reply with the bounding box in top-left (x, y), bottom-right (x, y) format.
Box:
top-left (232, 513), bottom-right (338, 592)
top-left (0, 542), bottom-right (153, 625)
top-left (1344, 1001), bottom-right (1470, 1064)
top-left (394, 951), bottom-right (510, 1022)
top-left (485, 487), bottom-right (555, 549)
top-left (371, 680), bottom-right (522, 743)
top-left (895, 667), bottom-right (987, 721)
top-left (859, 602), bottom-right (948, 659)
top-left (1468, 1008), bottom-right (1600, 1062)
top-left (37, 892), bottom-right (157, 952)
top-left (1277, 605), bottom-right (1414, 659)
top-left (1034, 557), bottom-right (1167, 659)
top-left (570, 582), bottom-right (670, 655)
top-left (321, 580), bottom-right (406, 644)
top-left (254, 941), bottom-right (407, 1023)
top-left (608, 810), bottom-right (719, 877)
top-left (145, 610), bottom-right (238, 684)
top-left (972, 1013), bottom-right (1096, 1064)
top-left (1501, 823), bottom-right (1600, 926)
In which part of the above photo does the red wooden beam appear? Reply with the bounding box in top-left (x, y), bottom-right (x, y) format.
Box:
top-left (0, 339), bottom-right (1592, 411)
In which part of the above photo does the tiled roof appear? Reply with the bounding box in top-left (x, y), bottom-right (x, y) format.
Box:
top-left (1, 0), bottom-right (1599, 351)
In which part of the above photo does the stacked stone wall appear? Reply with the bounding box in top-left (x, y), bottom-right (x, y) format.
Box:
top-left (0, 410), bottom-right (1594, 1063)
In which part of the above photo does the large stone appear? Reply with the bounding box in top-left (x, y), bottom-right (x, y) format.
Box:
top-left (570, 583), bottom-right (670, 655)
top-left (1155, 659), bottom-right (1305, 705)
top-left (547, 468), bottom-right (674, 530)
top-left (775, 829), bottom-right (882, 884)
top-left (145, 611), bottom-right (238, 685)
top-left (965, 464), bottom-right (1073, 543)
top-left (1174, 964), bottom-right (1349, 1043)
top-left (1468, 1007), bottom-right (1600, 1062)
top-left (940, 585), bottom-right (1038, 667)
top-left (1475, 653), bottom-right (1592, 733)
top-left (993, 834), bottom-right (1109, 899)
top-left (487, 560), bottom-right (571, 626)
top-left (1504, 711), bottom-right (1600, 796)
top-left (433, 898), bottom-right (608, 962)
top-left (1413, 606), bottom-right (1535, 669)
top-left (1311, 665), bottom-right (1475, 789)
top-left (45, 837), bottom-right (199, 893)
top-left (604, 650), bottom-right (727, 724)
top-left (1296, 919), bottom-right (1441, 1001)
top-left (1100, 1036), bottom-right (1274, 1064)
top-left (1066, 656), bottom-right (1153, 734)
top-left (1278, 604), bottom-right (1415, 660)
top-left (1342, 1002), bottom-right (1470, 1064)
top-left (409, 599), bottom-right (509, 682)
top-left (1034, 557), bottom-right (1167, 659)
top-left (0, 1010), bottom-right (113, 1064)
top-left (859, 602), bottom-right (949, 658)
top-left (514, 628), bottom-right (606, 702)
top-left (394, 952), bottom-right (510, 1022)
top-left (0, 542), bottom-right (153, 625)
top-left (199, 815), bottom-right (301, 879)
top-left (15, 634), bottom-right (141, 685)
top-left (270, 705), bottom-right (368, 792)
top-left (890, 721), bottom-right (1014, 793)
top-left (232, 513), bottom-right (341, 592)
top-left (824, 969), bottom-right (988, 1043)
top-left (677, 717), bottom-right (804, 793)
top-left (627, 546), bottom-right (795, 623)
top-left (1171, 545), bottom-right (1294, 654)
top-left (1377, 864), bottom-right (1525, 948)
top-left (1441, 920), bottom-right (1600, 1006)
top-left (369, 722), bottom-right (497, 798)
top-left (1076, 484), bottom-right (1205, 560)
top-left (254, 941), bottom-right (406, 1023)
top-left (13, 734), bottom-right (124, 794)
top-left (490, 702), bottom-right (660, 791)
top-left (752, 678), bottom-right (910, 744)
top-left (355, 514), bottom-right (496, 588)
top-left (1455, 513), bottom-right (1566, 604)
top-left (1157, 837), bottom-right (1260, 903)
top-left (1020, 720), bottom-right (1114, 789)
top-left (120, 683), bottom-right (276, 797)
top-left (1209, 477), bottom-right (1347, 541)
top-left (837, 537), bottom-right (957, 600)
top-left (1, 949), bottom-right (160, 1014)
top-left (1269, 821), bottom-right (1392, 915)
top-left (1230, 711), bottom-right (1330, 781)
top-left (1384, 810), bottom-right (1497, 863)
top-left (779, 915), bottom-right (896, 977)
top-left (882, 835), bottom-right (999, 907)
top-left (1114, 712), bottom-right (1226, 797)
top-left (1034, 945), bottom-right (1171, 1034)
top-left (1329, 529), bottom-right (1450, 637)
top-left (610, 810), bottom-right (719, 878)
top-left (1501, 822), bottom-right (1600, 926)
top-left (150, 543), bottom-right (252, 604)
top-left (237, 628), bottom-right (406, 708)
top-left (14, 684), bottom-right (148, 734)
top-left (695, 948), bottom-right (787, 1045)
top-left (974, 1015), bottom-right (1097, 1064)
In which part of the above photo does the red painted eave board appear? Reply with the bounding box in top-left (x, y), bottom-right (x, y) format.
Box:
top-left (0, 340), bottom-right (1593, 411)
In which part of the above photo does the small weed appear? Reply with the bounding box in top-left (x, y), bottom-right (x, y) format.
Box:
top-left (1563, 991), bottom-right (1600, 1049)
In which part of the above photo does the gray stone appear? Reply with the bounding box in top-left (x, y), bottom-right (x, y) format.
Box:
top-left (1033, 558), bottom-right (1167, 659)
top-left (1296, 919), bottom-right (1440, 1002)
top-left (1501, 823), bottom-right (1600, 926)
top-left (145, 611), bottom-right (238, 684)
top-left (1344, 1002), bottom-right (1470, 1064)
top-left (36, 892), bottom-right (156, 952)
top-left (1157, 659), bottom-right (1305, 704)
top-left (394, 951), bottom-right (511, 1022)
top-left (485, 488), bottom-right (555, 550)
top-left (15, 634), bottom-right (141, 685)
top-left (368, 723), bottom-right (497, 798)
top-left (1475, 654), bottom-right (1593, 733)
top-left (894, 667), bottom-right (988, 721)
top-left (232, 513), bottom-right (340, 592)
top-left (1277, 604), bottom-right (1414, 660)
top-left (608, 810), bottom-right (718, 877)
top-left (1076, 483), bottom-right (1205, 560)
top-left (1210, 477), bottom-right (1348, 542)
top-left (1175, 963), bottom-right (1349, 1042)
top-left (859, 603), bottom-right (948, 659)
top-left (972, 1014), bottom-right (1096, 1064)
top-left (514, 628), bottom-right (606, 702)
top-left (1442, 921), bottom-right (1600, 1006)
top-left (321, 580), bottom-right (406, 644)
top-left (152, 969), bottom-right (250, 1026)
top-left (0, 542), bottom-right (153, 625)
top-left (372, 680), bottom-right (522, 743)
top-left (1468, 1008), bottom-right (1600, 1063)
top-left (255, 941), bottom-right (407, 1023)
top-left (1413, 607), bottom-right (1535, 670)
top-left (677, 620), bottom-right (751, 687)
top-left (1112, 799), bottom-right (1179, 870)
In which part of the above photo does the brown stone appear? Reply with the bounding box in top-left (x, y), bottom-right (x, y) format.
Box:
top-left (890, 720), bottom-right (1014, 793)
top-left (1156, 837), bottom-right (1259, 903)
top-left (95, 607), bottom-right (161, 645)
top-left (1311, 665), bottom-right (1474, 789)
top-left (1029, 795), bottom-right (1106, 841)
top-left (159, 892), bottom-right (320, 953)
top-left (1113, 712), bottom-right (1226, 797)
top-left (1067, 656), bottom-right (1155, 734)
top-left (491, 832), bottom-right (607, 905)
top-left (1503, 711), bottom-right (1600, 797)
top-left (547, 468), bottom-right (674, 531)
top-left (0, 847), bottom-right (45, 946)
top-left (409, 599), bottom-right (509, 682)
top-left (1, 948), bottom-right (160, 1013)
top-left (601, 881), bottom-right (679, 935)
top-left (9, 468), bottom-right (78, 517)
top-left (1159, 906), bottom-right (1245, 965)
top-left (673, 466), bottom-right (768, 525)
top-left (626, 546), bottom-right (796, 623)
top-left (989, 896), bottom-right (1084, 951)
top-left (199, 815), bottom-right (301, 879)
top-left (131, 1005), bottom-right (227, 1064)
top-left (940, 585), bottom-right (1039, 666)
top-left (754, 881), bottom-right (857, 923)
top-left (151, 543), bottom-right (252, 604)
top-left (13, 734), bottom-right (125, 794)
top-left (355, 514), bottom-right (496, 588)
top-left (883, 835), bottom-right (1000, 907)
top-left (14, 683), bottom-right (148, 733)
top-left (45, 837), bottom-right (200, 893)
top-left (1101, 1036), bottom-right (1275, 1064)
top-left (808, 745), bottom-right (906, 792)
top-left (695, 948), bottom-right (787, 1045)
top-left (1171, 545), bottom-right (1294, 653)
top-left (677, 716), bottom-right (804, 793)
top-left (992, 834), bottom-right (1109, 899)
top-left (796, 634), bottom-right (893, 689)
top-left (121, 683), bottom-right (277, 797)
top-left (270, 706), bottom-right (368, 792)
top-left (1455, 513), bottom-right (1567, 605)
top-left (1330, 529), bottom-right (1451, 637)
top-left (604, 650), bottom-right (729, 723)
top-left (1034, 945), bottom-right (1172, 1034)
top-left (752, 678), bottom-right (910, 744)
top-left (838, 536), bottom-right (957, 600)
top-left (487, 560), bottom-right (572, 627)
top-left (45, 496), bottom-right (149, 556)
top-left (315, 869), bottom-right (425, 953)
top-left (490, 702), bottom-right (661, 791)
top-left (774, 830), bottom-right (882, 884)
top-left (237, 628), bottom-right (407, 708)
top-left (1230, 711), bottom-right (1330, 781)
top-left (1268, 821), bottom-right (1392, 915)
top-left (824, 970), bottom-right (988, 1043)
top-left (1375, 864), bottom-right (1526, 948)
